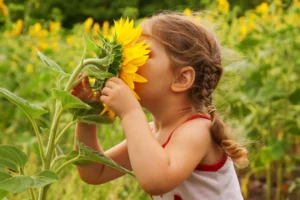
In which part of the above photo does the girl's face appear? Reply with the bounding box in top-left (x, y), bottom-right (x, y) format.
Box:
top-left (134, 23), bottom-right (175, 109)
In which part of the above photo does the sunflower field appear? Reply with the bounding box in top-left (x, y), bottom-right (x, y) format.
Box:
top-left (0, 0), bottom-right (299, 200)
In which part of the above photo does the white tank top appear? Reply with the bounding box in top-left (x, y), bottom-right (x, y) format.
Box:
top-left (151, 114), bottom-right (244, 200)
top-left (151, 156), bottom-right (244, 200)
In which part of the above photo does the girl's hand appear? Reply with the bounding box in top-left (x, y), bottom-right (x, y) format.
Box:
top-left (100, 77), bottom-right (141, 119)
top-left (70, 74), bottom-right (100, 102)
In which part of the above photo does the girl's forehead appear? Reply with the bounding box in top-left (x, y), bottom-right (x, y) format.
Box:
top-left (141, 20), bottom-right (152, 35)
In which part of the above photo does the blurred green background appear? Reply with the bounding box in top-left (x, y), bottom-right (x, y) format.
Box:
top-left (0, 0), bottom-right (300, 199)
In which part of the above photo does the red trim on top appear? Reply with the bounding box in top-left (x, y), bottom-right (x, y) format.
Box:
top-left (195, 155), bottom-right (228, 172)
top-left (174, 194), bottom-right (182, 200)
top-left (162, 114), bottom-right (211, 148)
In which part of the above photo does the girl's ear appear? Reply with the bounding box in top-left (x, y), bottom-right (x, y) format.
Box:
top-left (171, 66), bottom-right (195, 92)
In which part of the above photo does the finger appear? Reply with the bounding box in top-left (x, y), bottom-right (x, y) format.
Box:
top-left (70, 89), bottom-right (78, 96)
top-left (100, 95), bottom-right (108, 104)
top-left (101, 87), bottom-right (111, 96)
top-left (105, 79), bottom-right (119, 89)
top-left (107, 77), bottom-right (123, 84)
top-left (82, 76), bottom-right (91, 89)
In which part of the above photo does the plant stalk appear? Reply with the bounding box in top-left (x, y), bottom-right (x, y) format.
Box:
top-left (275, 161), bottom-right (283, 200)
top-left (266, 163), bottom-right (272, 200)
top-left (55, 120), bottom-right (78, 146)
top-left (38, 57), bottom-right (86, 200)
top-left (29, 117), bottom-right (46, 163)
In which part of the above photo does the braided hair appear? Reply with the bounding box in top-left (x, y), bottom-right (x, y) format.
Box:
top-left (148, 12), bottom-right (248, 168)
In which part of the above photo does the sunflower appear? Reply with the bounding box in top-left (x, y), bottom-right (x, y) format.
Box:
top-left (86, 18), bottom-right (150, 119)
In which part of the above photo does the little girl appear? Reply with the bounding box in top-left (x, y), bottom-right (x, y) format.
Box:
top-left (72, 12), bottom-right (248, 200)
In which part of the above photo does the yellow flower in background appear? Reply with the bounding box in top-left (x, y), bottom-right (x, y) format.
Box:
top-left (6, 19), bottom-right (23, 37)
top-left (49, 21), bottom-right (61, 33)
top-left (256, 2), bottom-right (269, 14)
top-left (0, 0), bottom-right (8, 16)
top-left (100, 18), bottom-right (150, 119)
top-left (183, 8), bottom-right (192, 16)
top-left (26, 64), bottom-right (34, 73)
top-left (239, 25), bottom-right (248, 40)
top-left (84, 17), bottom-right (94, 33)
top-left (218, 0), bottom-right (229, 14)
top-left (66, 36), bottom-right (75, 45)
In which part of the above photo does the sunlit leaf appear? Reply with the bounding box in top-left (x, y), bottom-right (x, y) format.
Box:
top-left (37, 49), bottom-right (67, 75)
top-left (0, 171), bottom-right (11, 196)
top-left (31, 170), bottom-right (58, 188)
top-left (65, 142), bottom-right (134, 176)
top-left (0, 88), bottom-right (48, 118)
top-left (0, 175), bottom-right (34, 193)
top-left (0, 145), bottom-right (28, 173)
top-left (51, 89), bottom-right (91, 110)
top-left (0, 189), bottom-right (8, 199)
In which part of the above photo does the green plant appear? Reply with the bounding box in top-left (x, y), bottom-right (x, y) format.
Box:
top-left (0, 39), bottom-right (134, 200)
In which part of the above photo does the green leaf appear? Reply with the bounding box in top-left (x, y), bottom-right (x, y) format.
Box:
top-left (270, 140), bottom-right (290, 160)
top-left (259, 146), bottom-right (273, 165)
top-left (0, 189), bottom-right (8, 199)
top-left (0, 145), bottom-right (28, 173)
top-left (51, 89), bottom-right (91, 110)
top-left (289, 89), bottom-right (300, 105)
top-left (37, 49), bottom-right (66, 75)
top-left (66, 142), bottom-right (134, 176)
top-left (70, 100), bottom-right (113, 124)
top-left (0, 170), bottom-right (58, 193)
top-left (31, 170), bottom-right (58, 188)
top-left (78, 115), bottom-right (113, 125)
top-left (0, 172), bottom-right (11, 196)
top-left (0, 172), bottom-right (12, 181)
top-left (0, 175), bottom-right (34, 193)
top-left (86, 66), bottom-right (115, 79)
top-left (238, 36), bottom-right (261, 50)
top-left (0, 88), bottom-right (48, 118)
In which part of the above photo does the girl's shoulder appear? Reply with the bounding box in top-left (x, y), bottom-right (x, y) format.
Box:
top-left (165, 116), bottom-right (212, 152)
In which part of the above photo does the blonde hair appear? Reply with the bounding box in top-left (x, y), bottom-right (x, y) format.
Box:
top-left (148, 12), bottom-right (249, 168)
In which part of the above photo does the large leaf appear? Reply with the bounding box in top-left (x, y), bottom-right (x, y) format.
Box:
top-left (0, 172), bottom-right (11, 181)
top-left (66, 142), bottom-right (134, 176)
top-left (37, 49), bottom-right (66, 75)
top-left (0, 175), bottom-right (34, 193)
top-left (0, 88), bottom-right (48, 118)
top-left (0, 189), bottom-right (8, 199)
top-left (51, 89), bottom-right (91, 110)
top-left (0, 171), bottom-right (11, 198)
top-left (0, 145), bottom-right (28, 173)
top-left (30, 170), bottom-right (58, 188)
top-left (0, 170), bottom-right (58, 193)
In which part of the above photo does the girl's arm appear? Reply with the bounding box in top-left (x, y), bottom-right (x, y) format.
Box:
top-left (122, 111), bottom-right (211, 195)
top-left (71, 76), bottom-right (131, 184)
top-left (74, 122), bottom-right (132, 184)
top-left (100, 78), bottom-right (212, 195)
